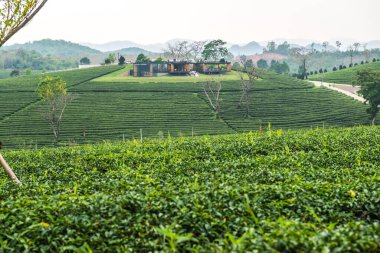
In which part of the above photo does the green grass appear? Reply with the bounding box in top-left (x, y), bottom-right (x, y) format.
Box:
top-left (0, 126), bottom-right (379, 251)
top-left (1, 69), bottom-right (378, 148)
top-left (309, 61), bottom-right (380, 84)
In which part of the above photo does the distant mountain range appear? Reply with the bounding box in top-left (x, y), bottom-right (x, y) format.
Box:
top-left (229, 42), bottom-right (264, 55)
top-left (2, 39), bottom-right (380, 64)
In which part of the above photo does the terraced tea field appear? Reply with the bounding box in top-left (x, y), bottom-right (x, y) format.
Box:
top-left (0, 127), bottom-right (379, 251)
top-left (0, 67), bottom-right (377, 148)
top-left (309, 61), bottom-right (380, 84)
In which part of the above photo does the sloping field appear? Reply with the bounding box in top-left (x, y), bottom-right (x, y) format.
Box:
top-left (0, 69), bottom-right (377, 148)
top-left (0, 66), bottom-right (123, 120)
top-left (0, 127), bottom-right (379, 251)
top-left (309, 61), bottom-right (380, 84)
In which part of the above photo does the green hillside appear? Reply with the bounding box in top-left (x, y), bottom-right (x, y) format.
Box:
top-left (0, 67), bottom-right (377, 148)
top-left (2, 39), bottom-right (103, 58)
top-left (309, 61), bottom-right (380, 84)
top-left (0, 127), bottom-right (379, 251)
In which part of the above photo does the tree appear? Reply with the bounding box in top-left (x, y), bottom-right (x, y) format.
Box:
top-left (104, 58), bottom-right (111, 65)
top-left (336, 41), bottom-right (342, 51)
top-left (270, 60), bottom-right (289, 74)
top-left (347, 45), bottom-right (355, 66)
top-left (238, 67), bottom-right (260, 118)
top-left (36, 76), bottom-right (73, 145)
top-left (203, 79), bottom-right (222, 119)
top-left (353, 42), bottom-right (361, 52)
top-left (0, 0), bottom-right (49, 47)
top-left (154, 57), bottom-right (165, 63)
top-left (135, 53), bottom-right (151, 63)
top-left (322, 41), bottom-right (329, 52)
top-left (191, 41), bottom-right (207, 61)
top-left (107, 53), bottom-right (116, 64)
top-left (257, 59), bottom-right (268, 69)
top-left (266, 41), bottom-right (277, 52)
top-left (356, 69), bottom-right (380, 125)
top-left (80, 57), bottom-right (90, 65)
top-left (118, 55), bottom-right (126, 65)
top-left (276, 41), bottom-right (290, 55)
top-left (291, 47), bottom-right (313, 80)
top-left (202, 39), bottom-right (229, 61)
top-left (362, 44), bottom-right (371, 63)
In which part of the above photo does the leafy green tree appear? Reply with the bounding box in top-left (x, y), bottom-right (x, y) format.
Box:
top-left (202, 40), bottom-right (229, 61)
top-left (104, 58), bottom-right (111, 65)
top-left (266, 41), bottom-right (276, 52)
top-left (135, 53), bottom-right (151, 63)
top-left (356, 69), bottom-right (380, 125)
top-left (108, 53), bottom-right (116, 64)
top-left (80, 57), bottom-right (91, 65)
top-left (154, 57), bottom-right (165, 63)
top-left (276, 41), bottom-right (290, 55)
top-left (244, 59), bottom-right (254, 68)
top-left (118, 55), bottom-right (126, 65)
top-left (257, 59), bottom-right (268, 69)
top-left (0, 0), bottom-right (48, 47)
top-left (37, 76), bottom-right (72, 144)
top-left (270, 60), bottom-right (289, 74)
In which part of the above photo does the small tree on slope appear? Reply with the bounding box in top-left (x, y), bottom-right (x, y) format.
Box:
top-left (356, 69), bottom-right (380, 126)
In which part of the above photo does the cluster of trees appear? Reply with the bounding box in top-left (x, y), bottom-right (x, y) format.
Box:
top-left (164, 40), bottom-right (231, 62)
top-left (264, 41), bottom-right (291, 55)
top-left (0, 49), bottom-right (77, 71)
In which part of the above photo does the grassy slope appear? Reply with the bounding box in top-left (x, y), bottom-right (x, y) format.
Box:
top-left (309, 61), bottom-right (380, 84)
top-left (1, 69), bottom-right (378, 148)
top-left (0, 127), bottom-right (379, 251)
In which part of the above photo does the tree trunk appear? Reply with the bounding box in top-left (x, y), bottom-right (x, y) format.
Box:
top-left (371, 117), bottom-right (376, 126)
top-left (0, 153), bottom-right (21, 184)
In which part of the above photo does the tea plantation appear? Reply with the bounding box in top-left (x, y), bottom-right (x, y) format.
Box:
top-left (0, 126), bottom-right (379, 252)
top-left (1, 67), bottom-right (377, 148)
top-left (309, 61), bottom-right (380, 84)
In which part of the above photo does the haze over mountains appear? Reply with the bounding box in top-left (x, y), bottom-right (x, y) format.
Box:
top-left (2, 39), bottom-right (380, 63)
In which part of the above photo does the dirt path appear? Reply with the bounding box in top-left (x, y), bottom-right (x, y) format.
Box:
top-left (309, 80), bottom-right (366, 103)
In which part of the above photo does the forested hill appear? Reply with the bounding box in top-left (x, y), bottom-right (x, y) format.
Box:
top-left (2, 39), bottom-right (103, 58)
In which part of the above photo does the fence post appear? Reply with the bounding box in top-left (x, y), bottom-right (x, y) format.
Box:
top-left (0, 153), bottom-right (21, 184)
top-left (140, 129), bottom-right (143, 143)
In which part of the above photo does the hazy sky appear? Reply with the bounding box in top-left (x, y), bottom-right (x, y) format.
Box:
top-left (6, 0), bottom-right (380, 45)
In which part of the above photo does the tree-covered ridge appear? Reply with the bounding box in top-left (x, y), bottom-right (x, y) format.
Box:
top-left (1, 39), bottom-right (103, 58)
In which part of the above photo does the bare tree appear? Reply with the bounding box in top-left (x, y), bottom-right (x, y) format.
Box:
top-left (362, 43), bottom-right (371, 62)
top-left (0, 0), bottom-right (49, 46)
top-left (236, 58), bottom-right (261, 118)
top-left (291, 47), bottom-right (313, 80)
top-left (347, 45), bottom-right (355, 66)
top-left (191, 41), bottom-right (207, 62)
top-left (203, 79), bottom-right (222, 119)
top-left (164, 41), bottom-right (192, 61)
top-left (353, 42), bottom-right (361, 52)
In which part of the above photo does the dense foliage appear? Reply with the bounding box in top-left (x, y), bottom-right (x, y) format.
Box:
top-left (0, 127), bottom-right (379, 252)
top-left (0, 49), bottom-right (78, 71)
